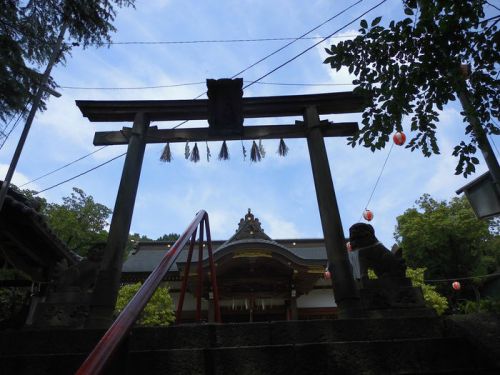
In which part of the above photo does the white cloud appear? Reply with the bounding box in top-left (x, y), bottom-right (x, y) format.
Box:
top-left (0, 164), bottom-right (39, 191)
top-left (259, 212), bottom-right (301, 239)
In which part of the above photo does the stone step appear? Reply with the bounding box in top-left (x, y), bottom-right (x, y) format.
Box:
top-left (0, 316), bottom-right (444, 356)
top-left (1, 337), bottom-right (496, 375)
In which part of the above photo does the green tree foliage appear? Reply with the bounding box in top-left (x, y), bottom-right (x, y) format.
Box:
top-left (126, 232), bottom-right (153, 256)
top-left (0, 0), bottom-right (135, 123)
top-left (156, 233), bottom-right (180, 242)
top-left (323, 0), bottom-right (499, 176)
top-left (395, 194), bottom-right (499, 289)
top-left (43, 187), bottom-right (112, 256)
top-left (368, 267), bottom-right (449, 315)
top-left (115, 282), bottom-right (175, 326)
top-left (0, 269), bottom-right (30, 323)
top-left (406, 267), bottom-right (449, 315)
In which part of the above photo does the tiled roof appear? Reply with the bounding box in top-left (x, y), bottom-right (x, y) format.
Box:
top-left (0, 184), bottom-right (78, 281)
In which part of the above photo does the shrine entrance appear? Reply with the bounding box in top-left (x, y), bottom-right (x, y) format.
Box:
top-left (76, 78), bottom-right (367, 328)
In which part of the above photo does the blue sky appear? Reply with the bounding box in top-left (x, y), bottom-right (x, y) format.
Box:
top-left (1, 0), bottom-right (498, 247)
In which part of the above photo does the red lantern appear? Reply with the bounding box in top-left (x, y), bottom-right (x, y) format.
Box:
top-left (393, 132), bottom-right (406, 146)
top-left (346, 241), bottom-right (352, 252)
top-left (324, 270), bottom-right (331, 279)
top-left (452, 281), bottom-right (461, 291)
top-left (363, 209), bottom-right (374, 221)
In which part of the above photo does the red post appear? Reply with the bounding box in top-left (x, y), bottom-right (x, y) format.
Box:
top-left (204, 216), bottom-right (221, 322)
top-left (196, 222), bottom-right (205, 321)
top-left (175, 230), bottom-right (197, 322)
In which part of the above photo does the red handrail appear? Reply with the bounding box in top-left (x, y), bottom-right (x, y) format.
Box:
top-left (75, 210), bottom-right (220, 375)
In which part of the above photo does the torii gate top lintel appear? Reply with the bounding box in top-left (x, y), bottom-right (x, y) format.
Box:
top-left (76, 91), bottom-right (366, 123)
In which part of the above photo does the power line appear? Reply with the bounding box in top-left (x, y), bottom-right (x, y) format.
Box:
top-left (486, 1), bottom-right (500, 12)
top-left (19, 146), bottom-right (108, 187)
top-left (171, 0), bottom-right (365, 130)
top-left (30, 1), bottom-right (371, 188)
top-left (59, 82), bottom-right (205, 90)
top-left (58, 80), bottom-right (355, 90)
top-left (425, 272), bottom-right (500, 283)
top-left (95, 35), bottom-right (359, 46)
top-left (0, 104), bottom-right (29, 151)
top-left (242, 0), bottom-right (387, 90)
top-left (34, 152), bottom-right (126, 195)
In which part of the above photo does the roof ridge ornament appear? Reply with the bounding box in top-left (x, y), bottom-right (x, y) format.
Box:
top-left (222, 208), bottom-right (271, 244)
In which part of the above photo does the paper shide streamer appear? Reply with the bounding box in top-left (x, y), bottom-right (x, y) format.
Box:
top-left (250, 140), bottom-right (261, 162)
top-left (206, 141), bottom-right (211, 162)
top-left (160, 142), bottom-right (172, 162)
top-left (218, 140), bottom-right (229, 160)
top-left (190, 142), bottom-right (200, 162)
top-left (278, 138), bottom-right (289, 156)
top-left (241, 140), bottom-right (247, 161)
top-left (184, 141), bottom-right (190, 159)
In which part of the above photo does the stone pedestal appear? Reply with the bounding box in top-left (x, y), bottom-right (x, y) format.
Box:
top-left (31, 287), bottom-right (92, 328)
top-left (359, 277), bottom-right (436, 318)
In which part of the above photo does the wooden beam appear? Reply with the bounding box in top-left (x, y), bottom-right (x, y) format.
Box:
top-left (93, 121), bottom-right (359, 146)
top-left (77, 91), bottom-right (367, 122)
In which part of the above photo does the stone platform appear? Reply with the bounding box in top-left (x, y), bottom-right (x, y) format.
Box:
top-left (1, 315), bottom-right (498, 374)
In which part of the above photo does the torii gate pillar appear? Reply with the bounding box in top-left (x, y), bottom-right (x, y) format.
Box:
top-left (304, 106), bottom-right (361, 316)
top-left (86, 112), bottom-right (150, 328)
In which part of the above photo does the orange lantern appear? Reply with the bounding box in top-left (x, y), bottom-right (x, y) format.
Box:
top-left (363, 209), bottom-right (374, 221)
top-left (393, 132), bottom-right (406, 146)
top-left (452, 281), bottom-right (461, 291)
top-left (324, 269), bottom-right (331, 279)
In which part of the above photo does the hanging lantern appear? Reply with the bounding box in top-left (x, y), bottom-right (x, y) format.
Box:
top-left (363, 209), bottom-right (374, 221)
top-left (346, 241), bottom-right (352, 252)
top-left (324, 268), bottom-right (331, 279)
top-left (393, 132), bottom-right (406, 146)
top-left (452, 281), bottom-right (461, 291)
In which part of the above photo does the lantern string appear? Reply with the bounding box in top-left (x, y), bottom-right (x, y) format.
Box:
top-left (358, 142), bottom-right (394, 222)
top-left (424, 271), bottom-right (500, 283)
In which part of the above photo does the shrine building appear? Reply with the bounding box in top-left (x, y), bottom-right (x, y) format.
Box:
top-left (122, 209), bottom-right (335, 323)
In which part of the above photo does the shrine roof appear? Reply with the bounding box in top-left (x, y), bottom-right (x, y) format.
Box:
top-left (121, 239), bottom-right (327, 274)
top-left (0, 183), bottom-right (79, 281)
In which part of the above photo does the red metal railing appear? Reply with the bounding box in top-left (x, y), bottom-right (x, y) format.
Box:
top-left (75, 210), bottom-right (221, 375)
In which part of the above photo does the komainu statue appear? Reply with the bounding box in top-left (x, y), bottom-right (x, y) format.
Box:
top-left (349, 222), bottom-right (406, 282)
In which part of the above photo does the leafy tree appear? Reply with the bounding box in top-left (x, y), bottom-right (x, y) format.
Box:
top-left (324, 0), bottom-right (499, 176)
top-left (43, 187), bottom-right (112, 256)
top-left (126, 232), bottom-right (153, 256)
top-left (395, 194), bottom-right (499, 294)
top-left (115, 282), bottom-right (175, 326)
top-left (156, 233), bottom-right (180, 242)
top-left (1, 0), bottom-right (135, 123)
top-left (0, 269), bottom-right (30, 325)
top-left (368, 267), bottom-right (449, 315)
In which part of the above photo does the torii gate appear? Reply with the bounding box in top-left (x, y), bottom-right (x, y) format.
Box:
top-left (76, 80), bottom-right (366, 328)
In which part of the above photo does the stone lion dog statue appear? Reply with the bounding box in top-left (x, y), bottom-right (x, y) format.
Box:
top-left (349, 223), bottom-right (406, 282)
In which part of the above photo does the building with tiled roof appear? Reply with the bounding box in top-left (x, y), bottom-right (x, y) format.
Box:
top-left (122, 209), bottom-right (336, 322)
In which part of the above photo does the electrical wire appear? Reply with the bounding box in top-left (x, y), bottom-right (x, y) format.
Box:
top-left (486, 1), bottom-right (500, 12)
top-left (425, 272), bottom-right (500, 283)
top-left (19, 146), bottom-right (108, 187)
top-left (96, 35), bottom-right (360, 45)
top-left (27, 1), bottom-right (376, 188)
top-left (242, 0), bottom-right (387, 90)
top-left (33, 152), bottom-right (126, 195)
top-left (58, 80), bottom-right (356, 90)
top-left (171, 0), bottom-right (366, 130)
top-left (0, 104), bottom-right (29, 151)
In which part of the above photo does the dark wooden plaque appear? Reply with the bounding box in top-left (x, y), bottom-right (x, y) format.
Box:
top-left (207, 78), bottom-right (244, 136)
